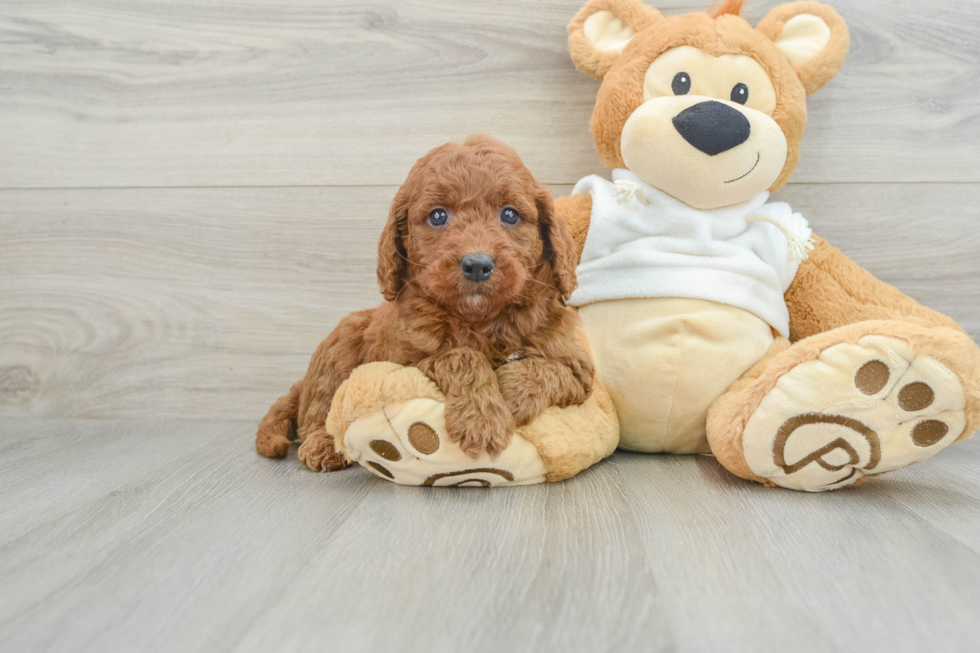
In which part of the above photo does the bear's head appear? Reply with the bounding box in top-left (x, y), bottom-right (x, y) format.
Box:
top-left (568, 0), bottom-right (849, 210)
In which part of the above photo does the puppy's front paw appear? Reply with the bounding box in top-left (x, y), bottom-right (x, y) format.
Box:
top-left (497, 368), bottom-right (548, 428)
top-left (501, 387), bottom-right (546, 429)
top-left (297, 432), bottom-right (349, 472)
top-left (445, 395), bottom-right (515, 460)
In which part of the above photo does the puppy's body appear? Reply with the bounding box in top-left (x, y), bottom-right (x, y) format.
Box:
top-left (256, 137), bottom-right (593, 471)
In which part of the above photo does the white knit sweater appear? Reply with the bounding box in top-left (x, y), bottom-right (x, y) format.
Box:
top-left (567, 169), bottom-right (812, 338)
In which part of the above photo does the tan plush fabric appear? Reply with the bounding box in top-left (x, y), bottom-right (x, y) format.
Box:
top-left (555, 193), bottom-right (594, 263)
top-left (756, 2), bottom-right (851, 96)
top-left (706, 321), bottom-right (980, 489)
top-left (326, 362), bottom-right (444, 462)
top-left (785, 236), bottom-right (965, 341)
top-left (742, 335), bottom-right (968, 491)
top-left (559, 1), bottom-right (980, 491)
top-left (619, 94), bottom-right (790, 210)
top-left (581, 10), bottom-right (809, 194)
top-left (580, 297), bottom-right (774, 453)
top-left (342, 394), bottom-right (549, 487)
top-left (327, 362), bottom-right (620, 485)
top-left (567, 2), bottom-right (850, 197)
top-left (518, 322), bottom-right (621, 481)
top-left (567, 0), bottom-right (663, 80)
top-left (517, 383), bottom-right (620, 482)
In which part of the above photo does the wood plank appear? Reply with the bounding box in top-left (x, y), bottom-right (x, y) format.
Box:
top-left (235, 450), bottom-right (671, 653)
top-left (614, 447), bottom-right (980, 653)
top-left (867, 431), bottom-right (980, 556)
top-left (1, 183), bottom-right (977, 421)
top-left (1, 0), bottom-right (979, 188)
top-left (0, 418), bottom-right (978, 653)
top-left (0, 418), bottom-right (673, 653)
top-left (0, 185), bottom-right (397, 421)
top-left (0, 418), bottom-right (378, 653)
top-left (0, 418), bottom-right (245, 547)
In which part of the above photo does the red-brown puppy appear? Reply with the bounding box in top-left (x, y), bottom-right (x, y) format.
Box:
top-left (256, 136), bottom-right (594, 471)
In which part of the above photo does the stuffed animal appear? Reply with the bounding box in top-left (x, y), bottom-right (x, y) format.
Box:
top-left (319, 0), bottom-right (980, 491)
top-left (557, 0), bottom-right (980, 491)
top-left (326, 358), bottom-right (617, 487)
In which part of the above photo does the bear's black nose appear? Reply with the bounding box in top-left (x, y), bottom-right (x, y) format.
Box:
top-left (672, 101), bottom-right (751, 156)
top-left (460, 253), bottom-right (495, 282)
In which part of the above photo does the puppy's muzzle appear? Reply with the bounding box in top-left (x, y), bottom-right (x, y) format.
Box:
top-left (460, 252), bottom-right (495, 282)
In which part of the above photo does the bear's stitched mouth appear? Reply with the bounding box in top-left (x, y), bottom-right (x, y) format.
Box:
top-left (724, 152), bottom-right (761, 184)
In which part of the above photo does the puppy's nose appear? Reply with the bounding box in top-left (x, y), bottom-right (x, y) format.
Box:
top-left (673, 100), bottom-right (751, 156)
top-left (460, 253), bottom-right (495, 282)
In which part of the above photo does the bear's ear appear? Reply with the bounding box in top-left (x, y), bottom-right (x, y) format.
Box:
top-left (568, 0), bottom-right (662, 80)
top-left (757, 2), bottom-right (850, 96)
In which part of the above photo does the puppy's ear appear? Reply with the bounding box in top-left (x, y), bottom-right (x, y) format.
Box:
top-left (377, 185), bottom-right (410, 302)
top-left (537, 187), bottom-right (578, 301)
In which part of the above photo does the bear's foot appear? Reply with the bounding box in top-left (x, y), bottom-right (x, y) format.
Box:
top-left (341, 397), bottom-right (547, 487)
top-left (327, 361), bottom-right (618, 486)
top-left (709, 323), bottom-right (979, 492)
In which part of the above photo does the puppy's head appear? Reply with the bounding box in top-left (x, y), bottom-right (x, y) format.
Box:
top-left (378, 136), bottom-right (577, 318)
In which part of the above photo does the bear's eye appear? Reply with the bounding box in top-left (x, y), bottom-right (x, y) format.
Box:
top-left (672, 72), bottom-right (692, 96)
top-left (428, 208), bottom-right (449, 227)
top-left (731, 83), bottom-right (749, 105)
top-left (500, 207), bottom-right (520, 225)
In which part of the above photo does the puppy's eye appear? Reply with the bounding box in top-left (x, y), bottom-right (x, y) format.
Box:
top-left (500, 207), bottom-right (520, 225)
top-left (428, 208), bottom-right (449, 227)
top-left (731, 83), bottom-right (749, 105)
top-left (672, 72), bottom-right (691, 96)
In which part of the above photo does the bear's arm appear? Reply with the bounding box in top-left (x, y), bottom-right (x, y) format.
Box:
top-left (555, 193), bottom-right (593, 262)
top-left (785, 235), bottom-right (964, 342)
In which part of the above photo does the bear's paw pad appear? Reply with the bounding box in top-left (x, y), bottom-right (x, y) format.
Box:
top-left (341, 398), bottom-right (547, 487)
top-left (743, 335), bottom-right (967, 491)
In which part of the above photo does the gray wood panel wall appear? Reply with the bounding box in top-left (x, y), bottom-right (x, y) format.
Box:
top-left (2, 0), bottom-right (979, 422)
top-left (3, 4), bottom-right (980, 652)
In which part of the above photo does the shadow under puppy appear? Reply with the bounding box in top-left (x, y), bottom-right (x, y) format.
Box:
top-left (256, 136), bottom-right (594, 471)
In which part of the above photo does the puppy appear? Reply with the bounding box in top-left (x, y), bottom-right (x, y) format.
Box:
top-left (256, 136), bottom-right (594, 471)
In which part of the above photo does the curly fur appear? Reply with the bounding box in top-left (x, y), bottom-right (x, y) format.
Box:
top-left (256, 136), bottom-right (594, 468)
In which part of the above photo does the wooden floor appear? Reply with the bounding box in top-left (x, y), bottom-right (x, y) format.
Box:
top-left (1, 1), bottom-right (979, 651)
top-left (1, 419), bottom-right (979, 653)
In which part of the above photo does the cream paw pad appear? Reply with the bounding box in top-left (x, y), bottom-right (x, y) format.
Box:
top-left (741, 334), bottom-right (969, 492)
top-left (325, 362), bottom-right (620, 487)
top-left (342, 399), bottom-right (547, 487)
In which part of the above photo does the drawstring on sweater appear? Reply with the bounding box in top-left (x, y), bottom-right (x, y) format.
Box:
top-left (613, 179), bottom-right (650, 207)
top-left (745, 213), bottom-right (815, 263)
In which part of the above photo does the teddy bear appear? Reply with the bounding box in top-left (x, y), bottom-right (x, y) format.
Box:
top-left (316, 0), bottom-right (980, 491)
top-left (555, 0), bottom-right (980, 491)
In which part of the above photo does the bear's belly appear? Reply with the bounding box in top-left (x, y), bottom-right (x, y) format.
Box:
top-left (578, 297), bottom-right (775, 454)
